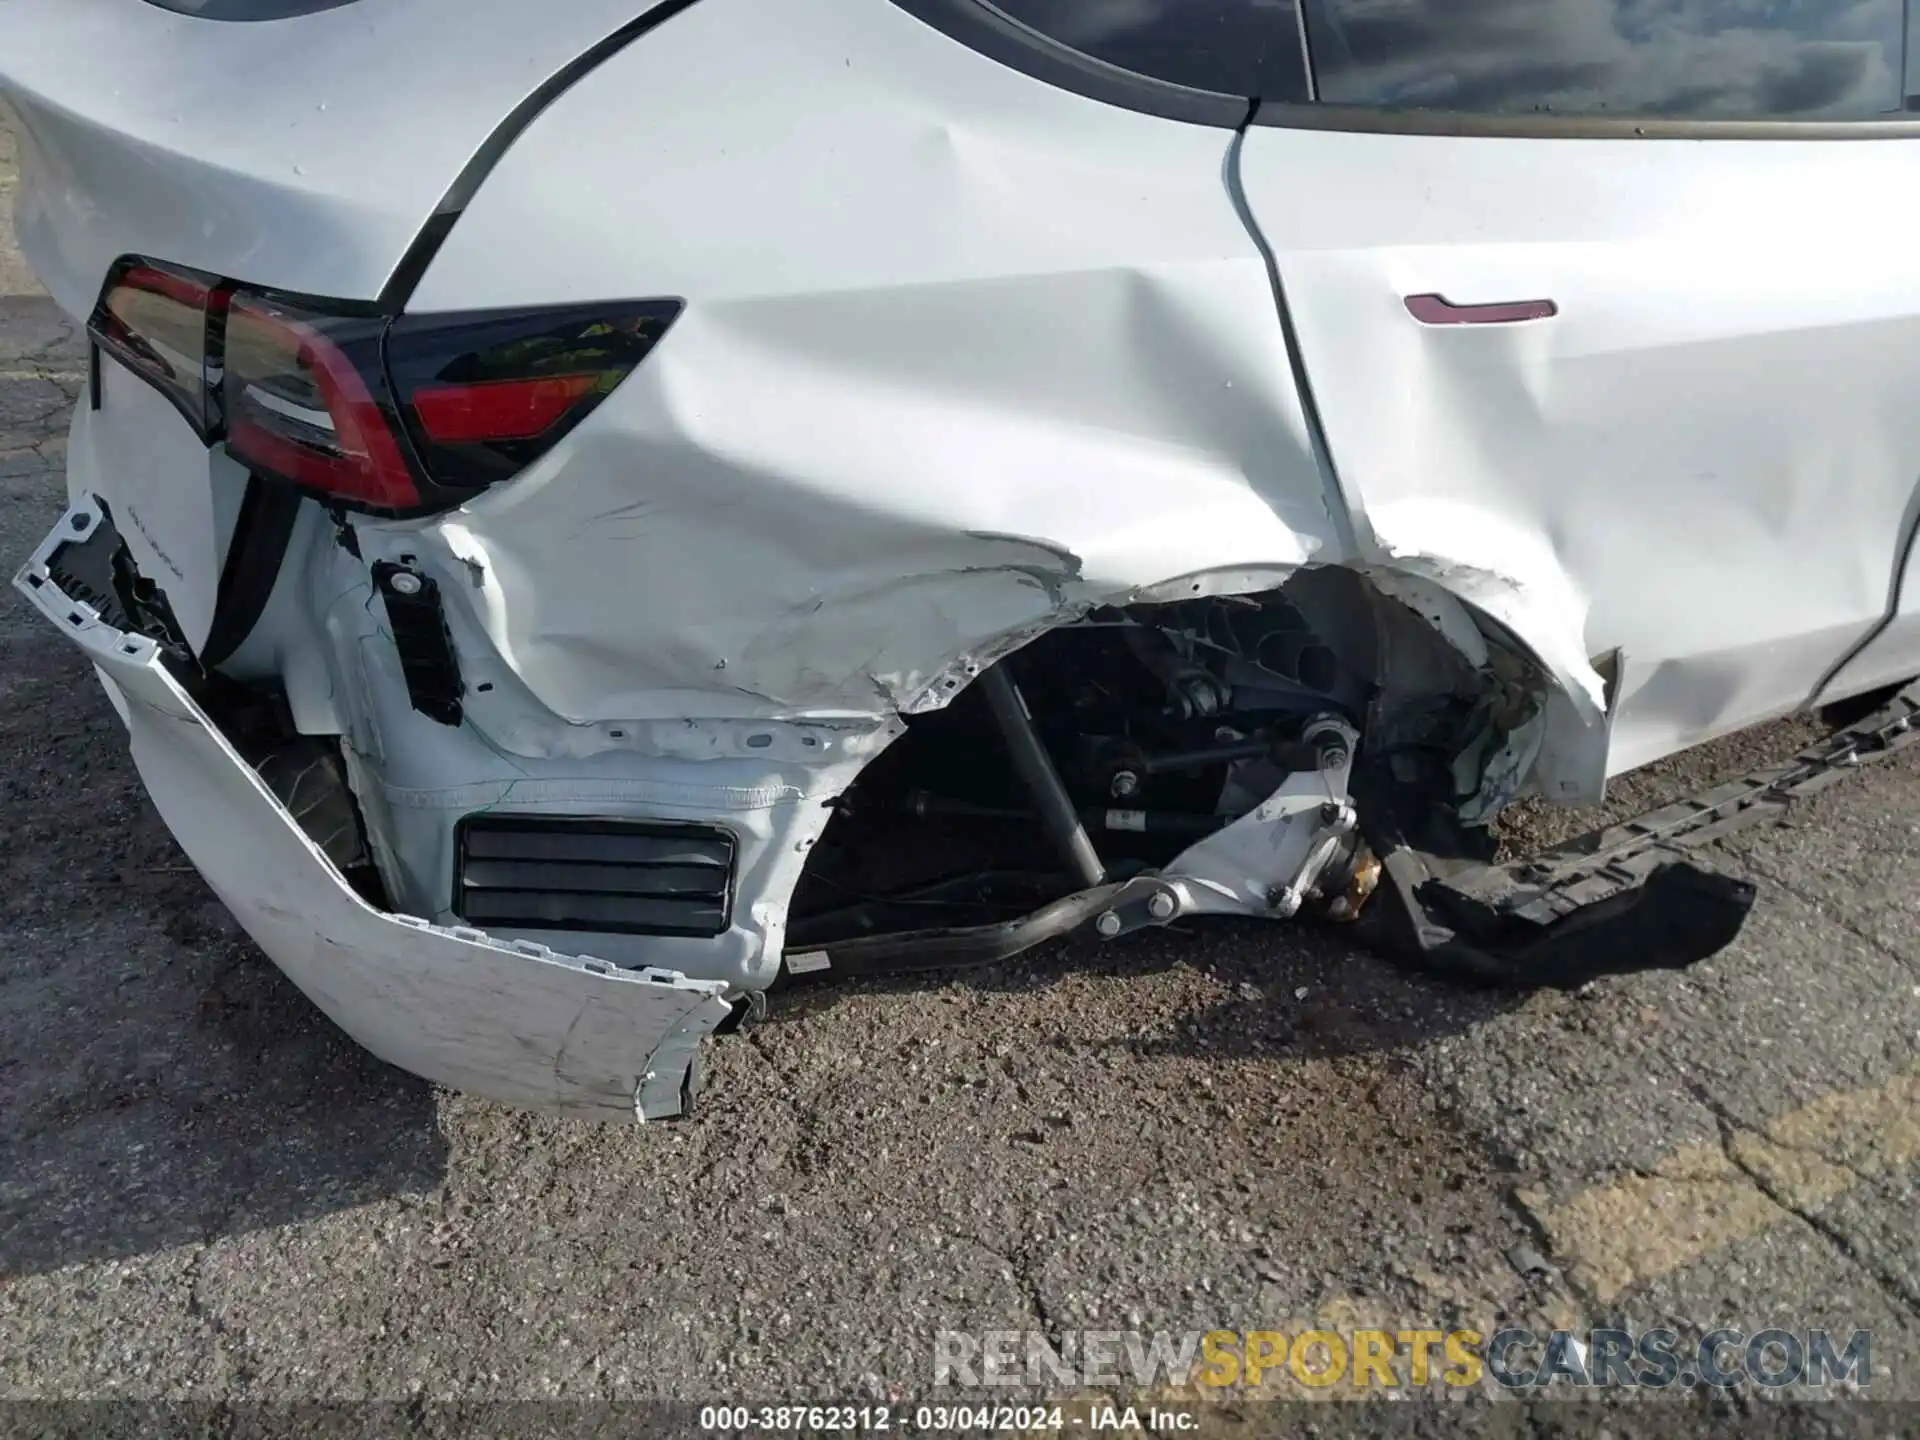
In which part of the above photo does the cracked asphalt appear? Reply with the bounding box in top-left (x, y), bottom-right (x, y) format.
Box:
top-left (3, 120), bottom-right (1919, 1435)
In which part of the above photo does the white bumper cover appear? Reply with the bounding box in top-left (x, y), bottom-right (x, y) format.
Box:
top-left (15, 501), bottom-right (733, 1120)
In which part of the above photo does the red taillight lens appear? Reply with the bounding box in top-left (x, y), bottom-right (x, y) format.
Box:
top-left (386, 302), bottom-right (680, 491)
top-left (88, 254), bottom-right (681, 514)
top-left (88, 261), bottom-right (227, 436)
top-left (411, 373), bottom-right (602, 444)
top-left (223, 294), bottom-right (421, 510)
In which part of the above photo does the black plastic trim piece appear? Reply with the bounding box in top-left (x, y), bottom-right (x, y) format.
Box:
top-left (45, 504), bottom-right (195, 663)
top-left (887, 0), bottom-right (1254, 129)
top-left (199, 476), bottom-right (303, 669)
top-left (379, 215), bottom-right (457, 317)
top-left (465, 826), bottom-right (730, 868)
top-left (1253, 100), bottom-right (1920, 141)
top-left (453, 815), bottom-right (737, 938)
top-left (376, 0), bottom-right (709, 313)
top-left (1351, 681), bottom-right (1920, 988)
top-left (370, 561), bottom-right (464, 726)
top-left (1358, 840), bottom-right (1756, 990)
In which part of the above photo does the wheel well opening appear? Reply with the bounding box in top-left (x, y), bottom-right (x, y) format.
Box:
top-left (787, 565), bottom-right (1544, 949)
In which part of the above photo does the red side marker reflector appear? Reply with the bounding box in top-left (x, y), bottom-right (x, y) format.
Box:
top-left (411, 374), bottom-right (603, 444)
top-left (1405, 293), bottom-right (1558, 326)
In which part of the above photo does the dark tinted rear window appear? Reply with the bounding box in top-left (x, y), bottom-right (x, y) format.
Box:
top-left (991, 0), bottom-right (1312, 102)
top-left (143, 0), bottom-right (360, 17)
top-left (1302, 0), bottom-right (1910, 118)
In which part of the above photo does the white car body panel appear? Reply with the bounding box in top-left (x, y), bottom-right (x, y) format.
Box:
top-left (1825, 507), bottom-right (1920, 700)
top-left (71, 354), bottom-right (257, 651)
top-left (401, 0), bottom-right (1613, 794)
top-left (405, 0), bottom-right (1345, 722)
top-left (15, 504), bottom-right (734, 1119)
top-left (0, 0), bottom-right (667, 313)
top-left (299, 505), bottom-right (898, 982)
top-left (1237, 125), bottom-right (1920, 773)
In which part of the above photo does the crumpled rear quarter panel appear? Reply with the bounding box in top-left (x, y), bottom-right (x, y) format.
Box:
top-left (402, 0), bottom-right (1344, 724)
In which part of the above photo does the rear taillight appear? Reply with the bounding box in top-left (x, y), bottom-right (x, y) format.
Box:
top-left (88, 260), bottom-right (227, 437)
top-left (385, 302), bottom-right (681, 491)
top-left (224, 294), bottom-right (420, 510)
top-left (87, 255), bottom-right (681, 515)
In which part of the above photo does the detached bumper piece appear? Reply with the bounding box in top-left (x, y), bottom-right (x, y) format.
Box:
top-left (1359, 840), bottom-right (1757, 991)
top-left (15, 500), bottom-right (732, 1119)
top-left (1360, 680), bottom-right (1920, 990)
top-left (40, 501), bottom-right (191, 658)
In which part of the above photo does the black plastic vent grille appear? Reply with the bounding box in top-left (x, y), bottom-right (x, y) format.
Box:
top-left (454, 817), bottom-right (735, 938)
top-left (372, 562), bottom-right (464, 727)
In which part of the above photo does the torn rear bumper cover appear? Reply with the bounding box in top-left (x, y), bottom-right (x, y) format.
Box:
top-left (14, 505), bottom-right (732, 1121)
